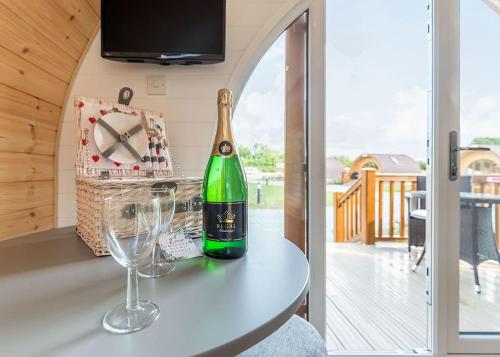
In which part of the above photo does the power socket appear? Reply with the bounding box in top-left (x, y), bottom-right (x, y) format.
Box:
top-left (146, 75), bottom-right (166, 95)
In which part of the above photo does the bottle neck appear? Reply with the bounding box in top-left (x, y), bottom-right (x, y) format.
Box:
top-left (212, 103), bottom-right (236, 157)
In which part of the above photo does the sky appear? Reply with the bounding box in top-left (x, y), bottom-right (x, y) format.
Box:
top-left (233, 0), bottom-right (500, 162)
top-left (233, 34), bottom-right (286, 151)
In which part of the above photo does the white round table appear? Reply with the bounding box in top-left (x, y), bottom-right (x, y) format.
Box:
top-left (0, 227), bottom-right (309, 357)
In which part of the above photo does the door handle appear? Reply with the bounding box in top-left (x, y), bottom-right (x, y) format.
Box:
top-left (449, 131), bottom-right (490, 181)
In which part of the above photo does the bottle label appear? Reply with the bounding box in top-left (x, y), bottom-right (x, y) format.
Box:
top-left (203, 202), bottom-right (247, 242)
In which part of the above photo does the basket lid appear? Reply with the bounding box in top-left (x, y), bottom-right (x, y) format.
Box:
top-left (75, 96), bottom-right (178, 179)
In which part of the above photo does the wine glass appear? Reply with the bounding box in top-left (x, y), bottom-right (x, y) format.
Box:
top-left (102, 194), bottom-right (161, 334)
top-left (139, 185), bottom-right (176, 278)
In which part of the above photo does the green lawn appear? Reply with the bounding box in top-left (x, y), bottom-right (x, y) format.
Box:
top-left (248, 182), bottom-right (335, 208)
top-left (248, 183), bottom-right (284, 208)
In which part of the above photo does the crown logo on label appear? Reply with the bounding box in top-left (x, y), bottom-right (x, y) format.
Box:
top-left (217, 211), bottom-right (235, 224)
top-left (221, 143), bottom-right (231, 153)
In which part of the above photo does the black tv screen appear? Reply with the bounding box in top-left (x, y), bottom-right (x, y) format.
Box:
top-left (101, 0), bottom-right (225, 65)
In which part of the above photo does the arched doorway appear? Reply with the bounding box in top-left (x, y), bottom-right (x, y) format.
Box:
top-left (233, 14), bottom-right (309, 316)
top-left (233, 12), bottom-right (308, 243)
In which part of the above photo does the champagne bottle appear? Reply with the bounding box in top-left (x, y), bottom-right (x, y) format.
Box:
top-left (202, 89), bottom-right (248, 259)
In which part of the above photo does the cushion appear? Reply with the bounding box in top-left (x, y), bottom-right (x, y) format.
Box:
top-left (238, 315), bottom-right (327, 357)
top-left (410, 209), bottom-right (427, 220)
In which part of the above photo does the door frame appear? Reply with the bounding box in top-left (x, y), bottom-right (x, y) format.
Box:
top-left (227, 0), bottom-right (327, 337)
top-left (434, 0), bottom-right (500, 354)
top-left (322, 0), bottom-right (500, 355)
top-left (429, 0), bottom-right (458, 355)
top-left (306, 0), bottom-right (327, 338)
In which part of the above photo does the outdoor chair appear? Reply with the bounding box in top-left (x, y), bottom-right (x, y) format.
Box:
top-left (408, 176), bottom-right (472, 253)
top-left (408, 176), bottom-right (500, 293)
top-left (459, 204), bottom-right (500, 293)
top-left (407, 177), bottom-right (472, 255)
top-left (407, 176), bottom-right (427, 253)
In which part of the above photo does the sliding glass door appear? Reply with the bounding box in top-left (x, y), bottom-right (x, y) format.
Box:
top-left (325, 1), bottom-right (431, 353)
top-left (433, 0), bottom-right (500, 354)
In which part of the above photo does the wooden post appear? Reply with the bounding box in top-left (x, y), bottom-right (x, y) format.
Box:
top-left (334, 192), bottom-right (344, 242)
top-left (354, 189), bottom-right (359, 234)
top-left (378, 180), bottom-right (384, 239)
top-left (361, 169), bottom-right (376, 244)
top-left (344, 196), bottom-right (352, 240)
top-left (357, 189), bottom-right (362, 234)
top-left (351, 195), bottom-right (355, 237)
top-left (342, 171), bottom-right (350, 184)
top-left (400, 181), bottom-right (406, 238)
top-left (389, 181), bottom-right (395, 238)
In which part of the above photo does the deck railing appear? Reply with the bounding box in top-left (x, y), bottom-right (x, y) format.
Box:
top-left (334, 171), bottom-right (500, 245)
top-left (333, 169), bottom-right (376, 244)
top-left (375, 173), bottom-right (419, 241)
top-left (333, 169), bottom-right (421, 244)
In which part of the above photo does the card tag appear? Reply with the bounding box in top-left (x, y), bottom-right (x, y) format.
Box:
top-left (159, 229), bottom-right (202, 261)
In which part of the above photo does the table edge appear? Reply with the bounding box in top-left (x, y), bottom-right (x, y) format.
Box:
top-left (196, 241), bottom-right (310, 357)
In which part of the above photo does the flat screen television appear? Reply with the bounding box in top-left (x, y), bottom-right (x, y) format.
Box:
top-left (101, 0), bottom-right (225, 65)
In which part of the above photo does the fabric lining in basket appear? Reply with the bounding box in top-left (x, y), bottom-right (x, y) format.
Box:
top-left (75, 96), bottom-right (174, 178)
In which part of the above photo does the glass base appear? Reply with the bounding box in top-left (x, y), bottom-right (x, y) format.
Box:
top-left (138, 260), bottom-right (175, 278)
top-left (103, 301), bottom-right (160, 334)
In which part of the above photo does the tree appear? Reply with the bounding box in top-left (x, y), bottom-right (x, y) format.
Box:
top-left (333, 155), bottom-right (352, 168)
top-left (239, 145), bottom-right (251, 160)
top-left (471, 137), bottom-right (500, 145)
top-left (237, 143), bottom-right (284, 172)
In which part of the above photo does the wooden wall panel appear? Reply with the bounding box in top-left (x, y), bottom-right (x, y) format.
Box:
top-left (54, 0), bottom-right (100, 38)
top-left (0, 84), bottom-right (61, 131)
top-left (0, 46), bottom-right (67, 105)
top-left (0, 0), bottom-right (99, 239)
top-left (0, 205), bottom-right (54, 240)
top-left (0, 153), bottom-right (54, 183)
top-left (87, 0), bottom-right (101, 16)
top-left (0, 117), bottom-right (56, 155)
top-left (0, 182), bottom-right (54, 216)
top-left (0, 4), bottom-right (76, 83)
top-left (0, 0), bottom-right (90, 60)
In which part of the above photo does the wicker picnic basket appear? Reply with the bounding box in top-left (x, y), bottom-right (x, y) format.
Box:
top-left (74, 97), bottom-right (203, 256)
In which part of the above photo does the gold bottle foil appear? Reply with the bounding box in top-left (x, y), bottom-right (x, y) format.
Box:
top-left (211, 89), bottom-right (237, 157)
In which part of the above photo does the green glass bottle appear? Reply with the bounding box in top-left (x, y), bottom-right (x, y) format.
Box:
top-left (202, 89), bottom-right (248, 259)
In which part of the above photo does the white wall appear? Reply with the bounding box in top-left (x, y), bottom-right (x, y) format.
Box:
top-left (57, 0), bottom-right (302, 227)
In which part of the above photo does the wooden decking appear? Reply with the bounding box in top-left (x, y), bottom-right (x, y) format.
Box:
top-left (326, 242), bottom-right (500, 353)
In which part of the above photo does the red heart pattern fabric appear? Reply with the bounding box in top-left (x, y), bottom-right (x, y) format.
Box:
top-left (75, 97), bottom-right (173, 178)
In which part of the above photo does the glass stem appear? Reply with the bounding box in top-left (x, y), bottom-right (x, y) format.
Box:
top-left (153, 240), bottom-right (161, 264)
top-left (126, 267), bottom-right (139, 310)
